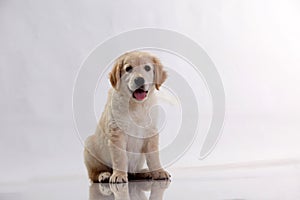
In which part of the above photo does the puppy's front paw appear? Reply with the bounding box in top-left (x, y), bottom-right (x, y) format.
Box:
top-left (151, 169), bottom-right (171, 180)
top-left (109, 171), bottom-right (128, 183)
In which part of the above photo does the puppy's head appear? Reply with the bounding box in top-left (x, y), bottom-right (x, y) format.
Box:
top-left (109, 51), bottom-right (167, 102)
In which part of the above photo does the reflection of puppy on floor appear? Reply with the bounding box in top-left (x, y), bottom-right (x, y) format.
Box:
top-left (89, 181), bottom-right (170, 200)
top-left (84, 51), bottom-right (170, 183)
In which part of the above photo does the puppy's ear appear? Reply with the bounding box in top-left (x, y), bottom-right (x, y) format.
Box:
top-left (109, 59), bottom-right (123, 90)
top-left (153, 57), bottom-right (167, 90)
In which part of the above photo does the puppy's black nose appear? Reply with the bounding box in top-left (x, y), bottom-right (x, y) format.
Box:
top-left (134, 77), bottom-right (145, 87)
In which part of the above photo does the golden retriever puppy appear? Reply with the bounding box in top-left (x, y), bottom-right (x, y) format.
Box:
top-left (84, 51), bottom-right (170, 183)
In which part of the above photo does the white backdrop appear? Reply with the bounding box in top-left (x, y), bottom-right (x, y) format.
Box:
top-left (1, 0), bottom-right (300, 183)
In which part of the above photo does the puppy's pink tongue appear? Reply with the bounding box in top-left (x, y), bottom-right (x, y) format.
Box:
top-left (133, 90), bottom-right (147, 101)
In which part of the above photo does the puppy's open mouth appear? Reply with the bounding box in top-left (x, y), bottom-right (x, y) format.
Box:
top-left (132, 88), bottom-right (148, 101)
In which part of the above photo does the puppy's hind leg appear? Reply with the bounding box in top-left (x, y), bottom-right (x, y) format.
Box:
top-left (84, 148), bottom-right (112, 183)
top-left (98, 172), bottom-right (112, 183)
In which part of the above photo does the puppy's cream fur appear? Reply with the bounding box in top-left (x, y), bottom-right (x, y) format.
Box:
top-left (84, 51), bottom-right (170, 183)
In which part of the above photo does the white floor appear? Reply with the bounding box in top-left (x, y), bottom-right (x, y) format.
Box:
top-left (2, 162), bottom-right (300, 200)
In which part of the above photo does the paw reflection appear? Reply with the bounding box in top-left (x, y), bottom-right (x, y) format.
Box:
top-left (89, 180), bottom-right (170, 200)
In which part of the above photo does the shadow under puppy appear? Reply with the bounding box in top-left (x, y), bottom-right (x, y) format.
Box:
top-left (89, 181), bottom-right (170, 200)
top-left (84, 51), bottom-right (170, 183)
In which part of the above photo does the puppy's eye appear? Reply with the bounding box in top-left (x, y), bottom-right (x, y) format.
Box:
top-left (125, 66), bottom-right (133, 73)
top-left (144, 65), bottom-right (151, 72)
